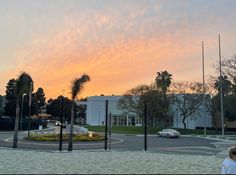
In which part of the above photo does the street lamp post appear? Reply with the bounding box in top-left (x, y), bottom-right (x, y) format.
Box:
top-left (28, 82), bottom-right (33, 139)
top-left (98, 111), bottom-right (101, 125)
top-left (59, 97), bottom-right (64, 152)
top-left (36, 101), bottom-right (40, 117)
top-left (144, 101), bottom-right (147, 151)
top-left (176, 108), bottom-right (179, 128)
top-left (20, 93), bottom-right (26, 131)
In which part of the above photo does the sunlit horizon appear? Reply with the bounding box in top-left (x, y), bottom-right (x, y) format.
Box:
top-left (1, 0), bottom-right (236, 100)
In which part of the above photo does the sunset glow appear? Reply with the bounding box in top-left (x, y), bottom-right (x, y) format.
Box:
top-left (1, 0), bottom-right (236, 99)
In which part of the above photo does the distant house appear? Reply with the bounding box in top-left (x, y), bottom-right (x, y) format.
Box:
top-left (80, 95), bottom-right (212, 129)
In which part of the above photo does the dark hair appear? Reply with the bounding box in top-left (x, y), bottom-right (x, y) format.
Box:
top-left (229, 146), bottom-right (236, 159)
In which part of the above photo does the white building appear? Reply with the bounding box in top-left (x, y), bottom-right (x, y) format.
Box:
top-left (171, 105), bottom-right (212, 129)
top-left (85, 96), bottom-right (141, 126)
top-left (83, 95), bottom-right (212, 129)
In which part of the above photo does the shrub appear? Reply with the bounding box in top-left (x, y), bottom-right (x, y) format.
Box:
top-left (25, 133), bottom-right (104, 142)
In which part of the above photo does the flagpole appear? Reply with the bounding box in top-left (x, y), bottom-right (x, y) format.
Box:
top-left (202, 41), bottom-right (206, 135)
top-left (219, 34), bottom-right (224, 136)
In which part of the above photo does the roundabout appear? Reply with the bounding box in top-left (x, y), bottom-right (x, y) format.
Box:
top-left (0, 125), bottom-right (230, 155)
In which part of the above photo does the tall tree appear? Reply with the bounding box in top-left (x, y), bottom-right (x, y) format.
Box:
top-left (32, 87), bottom-right (46, 115)
top-left (211, 56), bottom-right (236, 123)
top-left (4, 79), bottom-right (17, 117)
top-left (155, 71), bottom-right (172, 98)
top-left (224, 95), bottom-right (236, 121)
top-left (46, 96), bottom-right (79, 122)
top-left (220, 55), bottom-right (236, 95)
top-left (68, 74), bottom-right (90, 151)
top-left (0, 95), bottom-right (3, 117)
top-left (222, 55), bottom-right (236, 81)
top-left (171, 81), bottom-right (203, 129)
top-left (117, 84), bottom-right (151, 118)
top-left (204, 83), bottom-right (219, 129)
top-left (155, 71), bottom-right (172, 126)
top-left (117, 83), bottom-right (171, 127)
top-left (214, 75), bottom-right (232, 96)
top-left (13, 72), bottom-right (33, 148)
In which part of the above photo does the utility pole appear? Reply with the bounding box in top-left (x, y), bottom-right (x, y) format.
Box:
top-left (28, 82), bottom-right (33, 139)
top-left (59, 97), bottom-right (64, 151)
top-left (109, 112), bottom-right (112, 151)
top-left (219, 34), bottom-right (224, 136)
top-left (202, 41), bottom-right (206, 136)
top-left (144, 101), bottom-right (147, 151)
top-left (104, 100), bottom-right (108, 150)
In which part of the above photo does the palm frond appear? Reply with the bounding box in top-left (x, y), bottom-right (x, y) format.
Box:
top-left (71, 74), bottom-right (90, 100)
top-left (14, 72), bottom-right (34, 98)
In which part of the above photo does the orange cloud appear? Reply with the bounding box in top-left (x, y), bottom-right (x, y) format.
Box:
top-left (9, 30), bottom-right (202, 100)
top-left (1, 1), bottom-right (228, 100)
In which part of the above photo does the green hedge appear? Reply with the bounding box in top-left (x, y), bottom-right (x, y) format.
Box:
top-left (25, 133), bottom-right (104, 142)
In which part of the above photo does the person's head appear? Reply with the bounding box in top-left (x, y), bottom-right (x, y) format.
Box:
top-left (229, 146), bottom-right (236, 160)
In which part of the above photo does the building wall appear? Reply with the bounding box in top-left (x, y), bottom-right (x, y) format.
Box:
top-left (171, 105), bottom-right (212, 129)
top-left (86, 96), bottom-right (125, 125)
top-left (86, 95), bottom-right (212, 129)
top-left (170, 94), bottom-right (212, 129)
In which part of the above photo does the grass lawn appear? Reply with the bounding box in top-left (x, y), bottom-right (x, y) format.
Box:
top-left (84, 125), bottom-right (236, 135)
top-left (85, 125), bottom-right (158, 134)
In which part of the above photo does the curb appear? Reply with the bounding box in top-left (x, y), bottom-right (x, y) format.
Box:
top-left (193, 135), bottom-right (236, 141)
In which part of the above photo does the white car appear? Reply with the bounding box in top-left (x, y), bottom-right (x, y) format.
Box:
top-left (54, 121), bottom-right (66, 128)
top-left (54, 121), bottom-right (60, 126)
top-left (157, 129), bottom-right (180, 138)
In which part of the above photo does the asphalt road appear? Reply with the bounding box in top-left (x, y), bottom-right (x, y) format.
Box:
top-left (0, 127), bottom-right (223, 155)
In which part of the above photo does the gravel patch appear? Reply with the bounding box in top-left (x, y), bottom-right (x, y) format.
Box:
top-left (0, 148), bottom-right (224, 174)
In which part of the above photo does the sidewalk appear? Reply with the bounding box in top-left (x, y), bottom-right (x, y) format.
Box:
top-left (1, 131), bottom-right (235, 173)
top-left (0, 148), bottom-right (223, 174)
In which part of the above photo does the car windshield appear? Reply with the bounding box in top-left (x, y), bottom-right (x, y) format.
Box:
top-left (169, 129), bottom-right (177, 132)
top-left (163, 129), bottom-right (177, 132)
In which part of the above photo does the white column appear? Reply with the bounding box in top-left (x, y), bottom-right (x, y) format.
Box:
top-left (126, 114), bottom-right (129, 126)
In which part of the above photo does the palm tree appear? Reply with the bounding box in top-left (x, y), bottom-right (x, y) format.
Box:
top-left (155, 71), bottom-right (172, 97)
top-left (13, 72), bottom-right (33, 148)
top-left (68, 74), bottom-right (90, 151)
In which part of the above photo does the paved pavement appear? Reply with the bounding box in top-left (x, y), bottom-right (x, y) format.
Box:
top-left (0, 147), bottom-right (226, 174)
top-left (1, 127), bottom-right (236, 174)
top-left (0, 133), bottom-right (223, 154)
top-left (1, 126), bottom-right (235, 156)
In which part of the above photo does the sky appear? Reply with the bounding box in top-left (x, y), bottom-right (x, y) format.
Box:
top-left (0, 0), bottom-right (236, 100)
